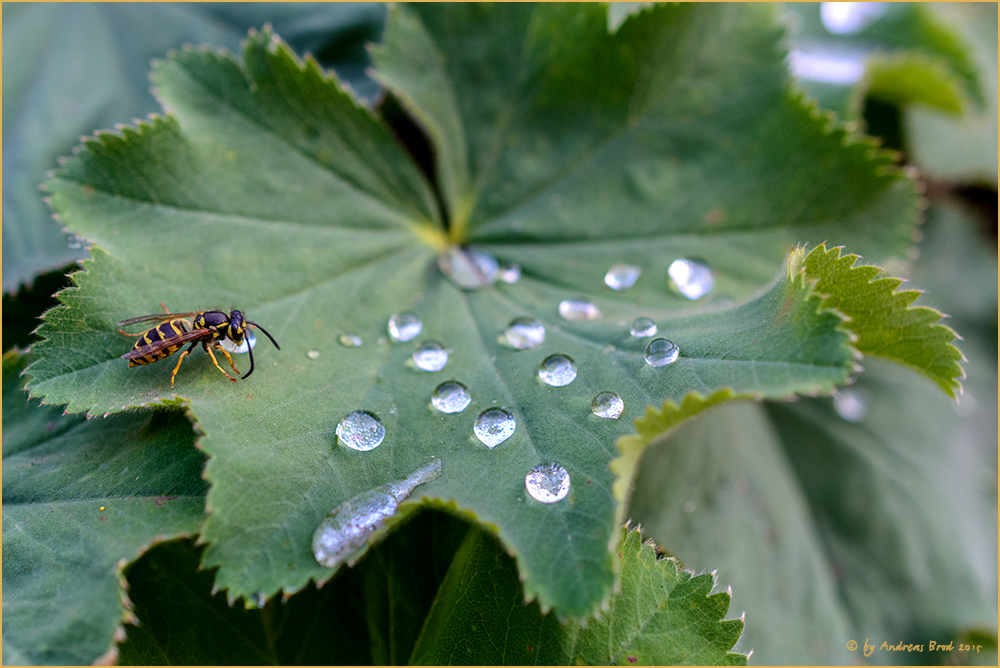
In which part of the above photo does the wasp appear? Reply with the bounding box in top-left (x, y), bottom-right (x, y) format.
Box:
top-left (117, 304), bottom-right (280, 387)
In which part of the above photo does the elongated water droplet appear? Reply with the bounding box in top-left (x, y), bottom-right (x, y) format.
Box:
top-left (387, 312), bottom-right (422, 342)
top-left (473, 408), bottom-right (516, 448)
top-left (833, 389), bottom-right (867, 422)
top-left (604, 264), bottom-right (641, 290)
top-left (220, 331), bottom-right (256, 354)
top-left (538, 354), bottom-right (577, 387)
top-left (559, 299), bottom-right (601, 321)
top-left (339, 333), bottom-right (363, 348)
top-left (504, 317), bottom-right (545, 350)
top-left (644, 338), bottom-right (679, 367)
top-left (498, 263), bottom-right (521, 284)
top-left (307, 350), bottom-right (320, 359)
top-left (630, 317), bottom-right (658, 338)
top-left (668, 258), bottom-right (715, 300)
top-left (312, 459), bottom-right (442, 568)
top-left (592, 392), bottom-right (624, 419)
top-left (336, 411), bottom-right (385, 451)
top-left (438, 246), bottom-right (499, 289)
top-left (412, 341), bottom-right (448, 372)
top-left (431, 381), bottom-right (471, 414)
top-left (525, 463), bottom-right (571, 503)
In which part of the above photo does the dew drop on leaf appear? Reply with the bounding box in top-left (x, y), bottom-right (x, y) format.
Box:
top-left (604, 263), bottom-right (641, 290)
top-left (473, 408), bottom-right (516, 448)
top-left (336, 411), bottom-right (385, 451)
top-left (538, 354), bottom-right (577, 387)
top-left (220, 330), bottom-right (256, 354)
top-left (591, 392), bottom-right (624, 419)
top-left (307, 350), bottom-right (320, 359)
top-left (505, 317), bottom-right (545, 350)
top-left (338, 333), bottom-right (363, 347)
top-left (387, 311), bottom-right (422, 342)
top-left (668, 258), bottom-right (715, 300)
top-left (412, 341), bottom-right (449, 371)
top-left (833, 389), bottom-right (867, 422)
top-left (431, 381), bottom-right (472, 414)
top-left (525, 463), bottom-right (571, 503)
top-left (498, 263), bottom-right (521, 284)
top-left (312, 459), bottom-right (443, 568)
top-left (644, 338), bottom-right (680, 367)
top-left (629, 317), bottom-right (658, 338)
top-left (558, 299), bottom-right (601, 321)
top-left (438, 246), bottom-right (499, 289)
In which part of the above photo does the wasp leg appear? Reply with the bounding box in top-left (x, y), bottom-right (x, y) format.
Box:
top-left (204, 342), bottom-right (239, 382)
top-left (118, 329), bottom-right (144, 337)
top-left (214, 343), bottom-right (241, 376)
top-left (170, 341), bottom-right (199, 388)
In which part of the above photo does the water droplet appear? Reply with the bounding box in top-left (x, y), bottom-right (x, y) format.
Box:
top-left (559, 299), bottom-right (601, 321)
top-left (312, 459), bottom-right (442, 568)
top-left (820, 1), bottom-right (887, 34)
top-left (504, 317), bottom-right (545, 350)
top-left (336, 411), bottom-right (385, 451)
top-left (438, 246), bottom-right (499, 289)
top-left (592, 392), bottom-right (624, 419)
top-left (220, 331), bottom-right (256, 354)
top-left (538, 354), bottom-right (577, 387)
top-left (668, 258), bottom-right (715, 300)
top-left (339, 333), bottom-right (363, 348)
top-left (498, 263), bottom-right (521, 284)
top-left (65, 232), bottom-right (84, 249)
top-left (473, 408), bottom-right (516, 448)
top-left (431, 381), bottom-right (471, 414)
top-left (833, 389), bottom-right (867, 422)
top-left (525, 463), bottom-right (571, 503)
top-left (630, 317), bottom-right (658, 338)
top-left (604, 264), bottom-right (641, 291)
top-left (412, 341), bottom-right (448, 372)
top-left (307, 350), bottom-right (320, 359)
top-left (387, 312), bottom-right (422, 342)
top-left (644, 338), bottom-right (679, 367)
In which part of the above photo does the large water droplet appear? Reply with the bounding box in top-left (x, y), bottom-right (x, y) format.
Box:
top-left (438, 246), bottom-right (499, 289)
top-left (559, 299), bottom-right (601, 321)
top-left (525, 463), bottom-right (571, 503)
top-left (473, 408), bottom-right (516, 448)
top-left (604, 264), bottom-right (641, 291)
top-left (336, 411), bottom-right (385, 451)
top-left (312, 459), bottom-right (442, 568)
top-left (629, 317), bottom-right (658, 338)
top-left (668, 258), bottom-right (715, 300)
top-left (644, 338), bottom-right (679, 367)
top-left (592, 392), bottom-right (624, 419)
top-left (833, 389), bottom-right (867, 422)
top-left (538, 354), bottom-right (577, 387)
top-left (431, 381), bottom-right (471, 414)
top-left (498, 263), bottom-right (521, 284)
top-left (339, 333), bottom-right (363, 348)
top-left (412, 341), bottom-right (449, 372)
top-left (220, 330), bottom-right (256, 354)
top-left (504, 317), bottom-right (545, 350)
top-left (387, 312), bottom-right (422, 342)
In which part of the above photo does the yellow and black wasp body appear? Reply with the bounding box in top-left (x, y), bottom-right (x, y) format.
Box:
top-left (118, 305), bottom-right (280, 387)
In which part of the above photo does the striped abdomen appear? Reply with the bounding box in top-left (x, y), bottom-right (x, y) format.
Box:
top-left (128, 319), bottom-right (190, 367)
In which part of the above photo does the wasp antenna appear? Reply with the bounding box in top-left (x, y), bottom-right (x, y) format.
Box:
top-left (242, 334), bottom-right (256, 380)
top-left (247, 321), bottom-right (280, 350)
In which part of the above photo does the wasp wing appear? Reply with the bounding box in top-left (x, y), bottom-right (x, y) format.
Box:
top-left (120, 328), bottom-right (213, 360)
top-left (116, 311), bottom-right (201, 328)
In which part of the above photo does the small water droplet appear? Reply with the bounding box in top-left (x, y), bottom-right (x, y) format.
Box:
top-left (438, 246), bottom-right (499, 289)
top-left (220, 331), bottom-right (256, 354)
top-left (65, 232), bottom-right (84, 249)
top-left (504, 317), bottom-right (545, 350)
top-left (630, 317), bottom-right (658, 338)
top-left (312, 459), bottom-right (442, 568)
top-left (833, 389), bottom-right (866, 422)
top-left (538, 354), bottom-right (577, 387)
top-left (412, 341), bottom-right (448, 372)
top-left (307, 350), bottom-right (320, 359)
top-left (498, 263), bottom-right (521, 284)
top-left (525, 463), bottom-right (571, 503)
top-left (604, 264), bottom-right (641, 290)
top-left (388, 312), bottom-right (422, 342)
top-left (336, 411), bottom-right (385, 451)
top-left (339, 333), bottom-right (363, 348)
top-left (644, 338), bottom-right (679, 367)
top-left (431, 381), bottom-right (471, 414)
top-left (473, 408), bottom-right (516, 448)
top-left (668, 258), bottom-right (715, 300)
top-left (559, 299), bottom-right (601, 321)
top-left (591, 392), bottom-right (624, 419)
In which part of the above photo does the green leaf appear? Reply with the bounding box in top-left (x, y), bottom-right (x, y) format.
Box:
top-left (25, 5), bottom-right (926, 620)
top-left (411, 524), bottom-right (747, 665)
top-left (2, 349), bottom-right (207, 666)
